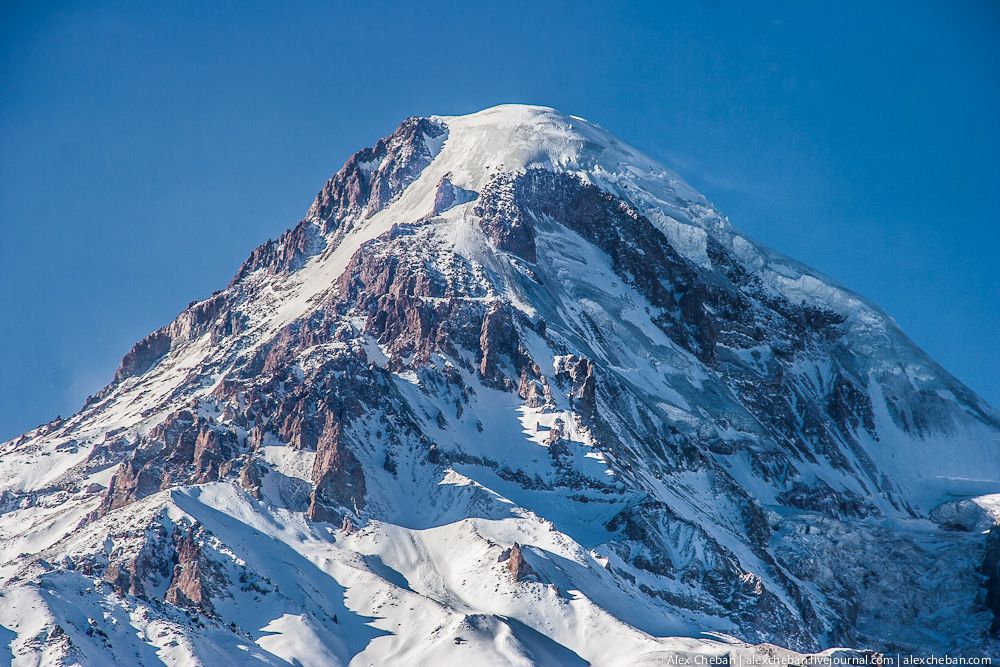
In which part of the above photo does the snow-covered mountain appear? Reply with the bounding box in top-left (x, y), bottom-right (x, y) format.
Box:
top-left (2, 104), bottom-right (999, 665)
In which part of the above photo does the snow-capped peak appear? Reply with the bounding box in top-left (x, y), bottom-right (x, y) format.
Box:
top-left (1, 105), bottom-right (998, 664)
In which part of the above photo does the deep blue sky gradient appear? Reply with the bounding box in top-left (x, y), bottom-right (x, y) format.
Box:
top-left (1, 1), bottom-right (998, 439)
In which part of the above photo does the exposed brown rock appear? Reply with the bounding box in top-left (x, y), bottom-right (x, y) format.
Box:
top-left (97, 410), bottom-right (240, 517)
top-left (193, 428), bottom-right (238, 483)
top-left (114, 330), bottom-right (171, 382)
top-left (100, 457), bottom-right (165, 515)
top-left (498, 543), bottom-right (536, 582)
top-left (232, 117), bottom-right (447, 282)
top-left (518, 366), bottom-right (553, 409)
top-left (246, 426), bottom-right (266, 451)
top-left (306, 116), bottom-right (447, 230)
top-left (478, 303), bottom-right (530, 387)
top-left (307, 413), bottom-right (366, 522)
top-left (278, 404), bottom-right (321, 451)
top-left (238, 458), bottom-right (264, 499)
top-left (112, 292), bottom-right (234, 386)
top-left (165, 529), bottom-right (212, 612)
top-left (433, 175), bottom-right (477, 214)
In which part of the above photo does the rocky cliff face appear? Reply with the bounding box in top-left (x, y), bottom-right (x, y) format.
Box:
top-left (1, 105), bottom-right (998, 665)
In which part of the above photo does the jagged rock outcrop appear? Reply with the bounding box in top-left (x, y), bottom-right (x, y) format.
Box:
top-left (433, 174), bottom-right (477, 214)
top-left (499, 543), bottom-right (537, 582)
top-left (98, 410), bottom-right (239, 516)
top-left (114, 330), bottom-right (172, 382)
top-left (233, 117), bottom-right (447, 282)
top-left (308, 414), bottom-right (366, 522)
top-left (518, 367), bottom-right (553, 409)
top-left (238, 458), bottom-right (264, 499)
top-left (109, 292), bottom-right (237, 386)
top-left (164, 528), bottom-right (212, 612)
top-left (478, 302), bottom-right (536, 389)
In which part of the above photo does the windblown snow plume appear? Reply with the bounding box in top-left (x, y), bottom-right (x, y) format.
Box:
top-left (2, 105), bottom-right (998, 665)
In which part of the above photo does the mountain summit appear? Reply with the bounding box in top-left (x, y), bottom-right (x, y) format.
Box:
top-left (2, 104), bottom-right (998, 664)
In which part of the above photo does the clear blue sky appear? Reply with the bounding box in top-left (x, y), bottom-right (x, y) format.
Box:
top-left (1, 1), bottom-right (998, 440)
